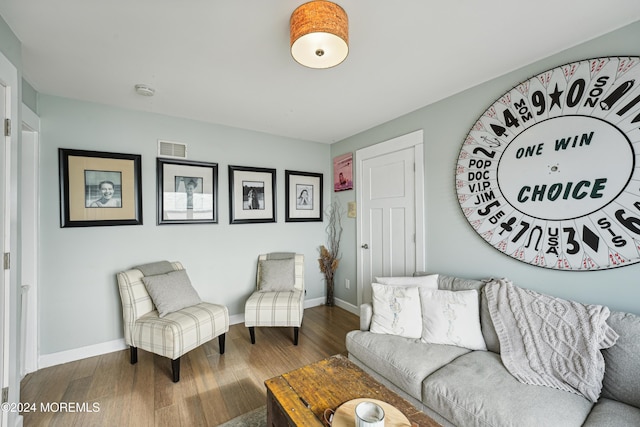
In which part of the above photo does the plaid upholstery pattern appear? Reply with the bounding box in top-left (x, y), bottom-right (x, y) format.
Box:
top-left (245, 289), bottom-right (304, 327)
top-left (245, 254), bottom-right (304, 328)
top-left (133, 303), bottom-right (229, 359)
top-left (117, 262), bottom-right (229, 359)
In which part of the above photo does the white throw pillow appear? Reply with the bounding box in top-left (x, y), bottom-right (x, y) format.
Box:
top-left (370, 283), bottom-right (422, 339)
top-left (374, 274), bottom-right (438, 289)
top-left (419, 288), bottom-right (487, 351)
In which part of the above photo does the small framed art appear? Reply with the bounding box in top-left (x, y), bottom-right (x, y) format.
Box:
top-left (285, 170), bottom-right (323, 222)
top-left (228, 165), bottom-right (276, 224)
top-left (333, 152), bottom-right (353, 191)
top-left (157, 158), bottom-right (218, 225)
top-left (58, 148), bottom-right (143, 227)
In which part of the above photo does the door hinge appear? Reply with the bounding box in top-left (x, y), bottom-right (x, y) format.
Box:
top-left (4, 118), bottom-right (10, 137)
top-left (1, 387), bottom-right (7, 403)
top-left (3, 252), bottom-right (9, 270)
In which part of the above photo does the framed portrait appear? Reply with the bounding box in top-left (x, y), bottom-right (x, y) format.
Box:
top-left (59, 148), bottom-right (143, 227)
top-left (333, 152), bottom-right (353, 191)
top-left (228, 165), bottom-right (276, 224)
top-left (285, 170), bottom-right (323, 222)
top-left (157, 158), bottom-right (218, 225)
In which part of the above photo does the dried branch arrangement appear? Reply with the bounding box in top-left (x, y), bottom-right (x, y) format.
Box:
top-left (318, 200), bottom-right (343, 306)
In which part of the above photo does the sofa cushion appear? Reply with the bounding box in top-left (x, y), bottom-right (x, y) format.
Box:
top-left (346, 330), bottom-right (469, 401)
top-left (419, 288), bottom-right (486, 351)
top-left (582, 398), bottom-right (640, 426)
top-left (370, 283), bottom-right (422, 339)
top-left (376, 274), bottom-right (438, 288)
top-left (601, 311), bottom-right (640, 408)
top-left (422, 351), bottom-right (593, 427)
top-left (435, 274), bottom-right (486, 293)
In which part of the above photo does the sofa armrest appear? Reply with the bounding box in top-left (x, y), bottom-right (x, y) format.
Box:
top-left (360, 303), bottom-right (373, 331)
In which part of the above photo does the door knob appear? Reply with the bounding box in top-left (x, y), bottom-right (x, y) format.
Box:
top-left (361, 244), bottom-right (369, 249)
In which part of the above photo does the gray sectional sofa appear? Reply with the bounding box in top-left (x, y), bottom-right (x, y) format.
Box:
top-left (346, 275), bottom-right (640, 426)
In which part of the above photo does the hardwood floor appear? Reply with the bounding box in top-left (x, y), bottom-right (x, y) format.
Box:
top-left (20, 305), bottom-right (359, 426)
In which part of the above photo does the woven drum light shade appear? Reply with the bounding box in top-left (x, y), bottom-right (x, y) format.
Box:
top-left (290, 1), bottom-right (348, 69)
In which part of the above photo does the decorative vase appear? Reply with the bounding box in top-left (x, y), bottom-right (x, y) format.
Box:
top-left (326, 277), bottom-right (335, 307)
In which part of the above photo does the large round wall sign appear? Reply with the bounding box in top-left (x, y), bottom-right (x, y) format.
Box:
top-left (456, 56), bottom-right (640, 270)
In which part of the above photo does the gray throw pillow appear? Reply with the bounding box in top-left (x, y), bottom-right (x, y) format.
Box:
top-left (258, 258), bottom-right (295, 292)
top-left (142, 269), bottom-right (202, 317)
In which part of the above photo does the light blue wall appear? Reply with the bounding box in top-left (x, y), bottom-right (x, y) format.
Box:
top-left (0, 14), bottom-right (20, 67)
top-left (38, 95), bottom-right (331, 354)
top-left (21, 78), bottom-right (37, 112)
top-left (331, 21), bottom-right (640, 316)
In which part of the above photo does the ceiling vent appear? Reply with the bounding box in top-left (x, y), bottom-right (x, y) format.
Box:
top-left (158, 140), bottom-right (187, 158)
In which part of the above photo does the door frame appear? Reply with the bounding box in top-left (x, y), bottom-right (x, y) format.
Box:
top-left (0, 49), bottom-right (19, 427)
top-left (20, 104), bottom-right (39, 376)
top-left (355, 129), bottom-right (425, 306)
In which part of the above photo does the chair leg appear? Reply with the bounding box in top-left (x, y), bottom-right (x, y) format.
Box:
top-left (130, 346), bottom-right (138, 364)
top-left (218, 333), bottom-right (226, 354)
top-left (249, 327), bottom-right (256, 344)
top-left (171, 357), bottom-right (181, 383)
top-left (293, 327), bottom-right (299, 346)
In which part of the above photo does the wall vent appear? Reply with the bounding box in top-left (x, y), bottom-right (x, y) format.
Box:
top-left (158, 140), bottom-right (187, 158)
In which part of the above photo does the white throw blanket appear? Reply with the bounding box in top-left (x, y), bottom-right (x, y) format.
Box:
top-left (485, 279), bottom-right (619, 402)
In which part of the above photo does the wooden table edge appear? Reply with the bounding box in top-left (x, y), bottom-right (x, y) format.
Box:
top-left (265, 376), bottom-right (325, 426)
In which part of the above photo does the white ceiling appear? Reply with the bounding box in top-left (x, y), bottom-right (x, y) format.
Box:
top-left (2, 1), bottom-right (640, 144)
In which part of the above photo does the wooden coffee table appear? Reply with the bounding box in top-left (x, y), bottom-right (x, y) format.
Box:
top-left (265, 354), bottom-right (440, 426)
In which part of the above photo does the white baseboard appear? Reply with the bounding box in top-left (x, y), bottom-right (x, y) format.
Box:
top-left (228, 313), bottom-right (244, 326)
top-left (304, 296), bottom-right (325, 308)
top-left (37, 297), bottom-right (355, 370)
top-left (334, 297), bottom-right (359, 315)
top-left (39, 338), bottom-right (127, 369)
top-left (304, 296), bottom-right (359, 315)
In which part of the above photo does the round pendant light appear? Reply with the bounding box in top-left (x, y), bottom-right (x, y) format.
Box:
top-left (290, 1), bottom-right (349, 69)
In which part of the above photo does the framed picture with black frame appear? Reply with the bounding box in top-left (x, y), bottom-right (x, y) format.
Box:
top-left (157, 158), bottom-right (218, 225)
top-left (285, 170), bottom-right (323, 222)
top-left (58, 148), bottom-right (143, 227)
top-left (228, 165), bottom-right (276, 224)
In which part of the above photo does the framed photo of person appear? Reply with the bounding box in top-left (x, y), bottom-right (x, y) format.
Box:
top-left (228, 165), bottom-right (276, 224)
top-left (157, 158), bottom-right (218, 225)
top-left (333, 152), bottom-right (353, 191)
top-left (58, 148), bottom-right (142, 228)
top-left (285, 170), bottom-right (323, 222)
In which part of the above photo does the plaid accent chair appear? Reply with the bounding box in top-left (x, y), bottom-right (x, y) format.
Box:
top-left (116, 261), bottom-right (229, 382)
top-left (244, 253), bottom-right (305, 345)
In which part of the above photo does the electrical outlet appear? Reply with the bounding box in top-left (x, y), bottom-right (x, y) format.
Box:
top-left (345, 279), bottom-right (350, 289)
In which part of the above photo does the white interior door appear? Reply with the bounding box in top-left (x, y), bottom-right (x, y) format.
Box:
top-left (357, 130), bottom-right (425, 306)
